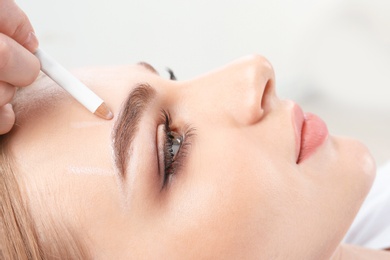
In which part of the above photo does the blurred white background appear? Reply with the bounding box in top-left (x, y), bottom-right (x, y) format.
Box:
top-left (18, 0), bottom-right (390, 164)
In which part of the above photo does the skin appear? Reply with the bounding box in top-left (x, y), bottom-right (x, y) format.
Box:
top-left (0, 0), bottom-right (40, 134)
top-left (8, 55), bottom-right (377, 259)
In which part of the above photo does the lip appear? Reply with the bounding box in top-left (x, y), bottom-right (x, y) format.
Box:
top-left (293, 103), bottom-right (329, 163)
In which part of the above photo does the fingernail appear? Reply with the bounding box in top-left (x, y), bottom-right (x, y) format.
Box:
top-left (23, 31), bottom-right (39, 52)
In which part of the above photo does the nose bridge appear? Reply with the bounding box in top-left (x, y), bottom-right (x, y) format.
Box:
top-left (188, 54), bottom-right (275, 126)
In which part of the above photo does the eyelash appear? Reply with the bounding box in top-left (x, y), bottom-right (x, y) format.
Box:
top-left (160, 110), bottom-right (194, 188)
top-left (166, 68), bottom-right (177, 80)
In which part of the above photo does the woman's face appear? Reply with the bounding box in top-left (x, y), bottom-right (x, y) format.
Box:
top-left (9, 55), bottom-right (375, 259)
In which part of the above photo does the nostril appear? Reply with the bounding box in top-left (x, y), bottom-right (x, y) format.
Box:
top-left (245, 54), bottom-right (276, 116)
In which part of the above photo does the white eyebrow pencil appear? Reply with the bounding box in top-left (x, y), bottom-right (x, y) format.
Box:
top-left (34, 48), bottom-right (113, 120)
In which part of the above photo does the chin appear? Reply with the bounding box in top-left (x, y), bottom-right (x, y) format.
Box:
top-left (311, 136), bottom-right (376, 258)
top-left (333, 135), bottom-right (376, 202)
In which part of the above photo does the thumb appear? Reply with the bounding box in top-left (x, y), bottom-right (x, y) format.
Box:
top-left (0, 0), bottom-right (39, 52)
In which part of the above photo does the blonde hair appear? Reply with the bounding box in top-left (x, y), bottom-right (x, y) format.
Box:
top-left (0, 136), bottom-right (43, 259)
top-left (0, 88), bottom-right (90, 259)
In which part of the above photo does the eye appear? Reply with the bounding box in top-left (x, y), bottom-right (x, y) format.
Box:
top-left (166, 131), bottom-right (183, 161)
top-left (162, 114), bottom-right (184, 186)
top-left (157, 110), bottom-right (194, 189)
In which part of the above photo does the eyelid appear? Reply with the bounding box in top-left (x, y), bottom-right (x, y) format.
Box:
top-left (156, 110), bottom-right (195, 189)
top-left (157, 124), bottom-right (167, 183)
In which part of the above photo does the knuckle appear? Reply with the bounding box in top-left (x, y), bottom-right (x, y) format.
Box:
top-left (12, 13), bottom-right (29, 38)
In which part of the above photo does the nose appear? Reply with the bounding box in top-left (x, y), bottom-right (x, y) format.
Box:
top-left (184, 54), bottom-right (276, 126)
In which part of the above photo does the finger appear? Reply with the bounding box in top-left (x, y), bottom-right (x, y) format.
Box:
top-left (0, 103), bottom-right (15, 134)
top-left (0, 0), bottom-right (39, 52)
top-left (0, 33), bottom-right (40, 87)
top-left (0, 81), bottom-right (16, 106)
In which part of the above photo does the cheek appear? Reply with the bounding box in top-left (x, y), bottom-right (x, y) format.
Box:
top-left (151, 134), bottom-right (292, 257)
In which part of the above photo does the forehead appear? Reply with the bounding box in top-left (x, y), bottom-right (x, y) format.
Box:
top-left (7, 64), bottom-right (163, 157)
top-left (13, 73), bottom-right (67, 124)
top-left (12, 64), bottom-right (156, 125)
top-left (8, 64), bottom-right (160, 176)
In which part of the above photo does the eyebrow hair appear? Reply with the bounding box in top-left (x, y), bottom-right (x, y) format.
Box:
top-left (112, 83), bottom-right (156, 178)
top-left (137, 62), bottom-right (159, 75)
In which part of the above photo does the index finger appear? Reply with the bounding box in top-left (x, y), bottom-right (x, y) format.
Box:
top-left (0, 0), bottom-right (38, 52)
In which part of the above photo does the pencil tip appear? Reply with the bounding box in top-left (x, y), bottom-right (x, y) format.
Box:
top-left (94, 102), bottom-right (114, 120)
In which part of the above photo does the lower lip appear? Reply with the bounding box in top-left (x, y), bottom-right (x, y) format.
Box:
top-left (297, 113), bottom-right (329, 163)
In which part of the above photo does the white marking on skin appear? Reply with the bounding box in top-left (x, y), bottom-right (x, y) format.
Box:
top-left (67, 166), bottom-right (114, 176)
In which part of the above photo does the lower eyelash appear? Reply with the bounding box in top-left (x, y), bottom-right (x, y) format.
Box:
top-left (160, 110), bottom-right (195, 188)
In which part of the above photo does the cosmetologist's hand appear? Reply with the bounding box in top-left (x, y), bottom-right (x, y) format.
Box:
top-left (0, 0), bottom-right (40, 134)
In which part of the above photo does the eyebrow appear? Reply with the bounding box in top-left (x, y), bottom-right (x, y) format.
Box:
top-left (137, 62), bottom-right (159, 75)
top-left (112, 83), bottom-right (156, 178)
